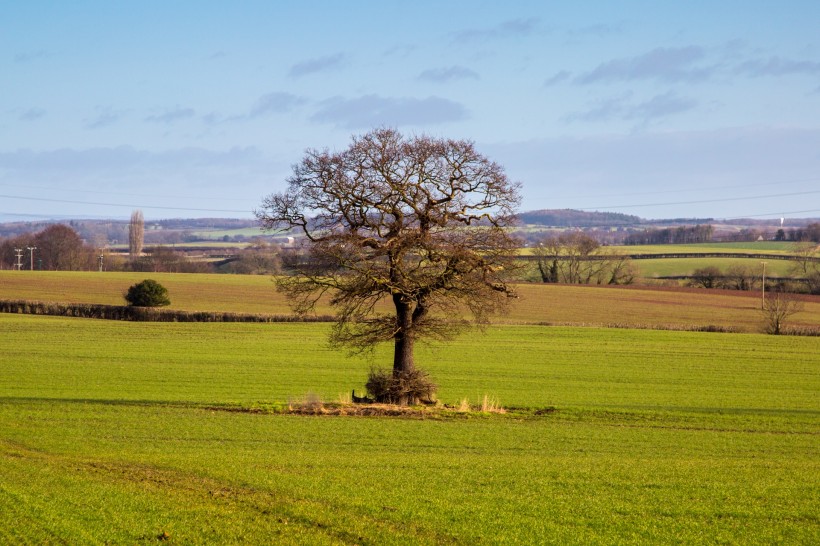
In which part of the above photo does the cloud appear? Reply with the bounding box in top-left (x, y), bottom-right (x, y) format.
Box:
top-left (559, 45), bottom-right (820, 88)
top-left (453, 18), bottom-right (539, 43)
top-left (567, 23), bottom-right (622, 39)
top-left (564, 95), bottom-right (631, 122)
top-left (288, 53), bottom-right (345, 77)
top-left (248, 92), bottom-right (307, 118)
top-left (84, 109), bottom-right (126, 130)
top-left (310, 95), bottom-right (468, 129)
top-left (144, 107), bottom-right (196, 124)
top-left (575, 46), bottom-right (711, 84)
top-left (566, 92), bottom-right (697, 123)
top-left (417, 66), bottom-right (480, 83)
top-left (384, 44), bottom-right (415, 57)
top-left (14, 50), bottom-right (48, 63)
top-left (201, 92), bottom-right (307, 124)
top-left (544, 70), bottom-right (571, 86)
top-left (19, 108), bottom-right (46, 121)
top-left (629, 92), bottom-right (697, 120)
top-left (735, 56), bottom-right (820, 78)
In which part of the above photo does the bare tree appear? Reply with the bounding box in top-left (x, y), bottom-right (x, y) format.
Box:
top-left (534, 232), bottom-right (634, 285)
top-left (256, 128), bottom-right (520, 403)
top-left (129, 210), bottom-right (144, 261)
top-left (689, 266), bottom-right (723, 289)
top-left (790, 242), bottom-right (820, 295)
top-left (723, 264), bottom-right (759, 291)
top-left (762, 290), bottom-right (804, 335)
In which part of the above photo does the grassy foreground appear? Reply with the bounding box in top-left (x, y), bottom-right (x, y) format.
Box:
top-left (1, 315), bottom-right (819, 544)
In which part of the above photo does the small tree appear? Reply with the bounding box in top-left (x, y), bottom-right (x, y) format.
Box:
top-left (129, 210), bottom-right (145, 261)
top-left (256, 128), bottom-right (520, 404)
top-left (689, 266), bottom-right (723, 289)
top-left (124, 279), bottom-right (171, 307)
top-left (761, 290), bottom-right (804, 335)
top-left (790, 242), bottom-right (820, 295)
top-left (724, 264), bottom-right (759, 291)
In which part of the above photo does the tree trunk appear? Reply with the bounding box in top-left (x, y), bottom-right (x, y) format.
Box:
top-left (392, 295), bottom-right (415, 376)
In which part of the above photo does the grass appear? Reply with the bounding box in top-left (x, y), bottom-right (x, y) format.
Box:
top-left (613, 242), bottom-right (800, 254)
top-left (635, 257), bottom-right (793, 278)
top-left (1, 315), bottom-right (818, 543)
top-left (3, 315), bottom-right (818, 408)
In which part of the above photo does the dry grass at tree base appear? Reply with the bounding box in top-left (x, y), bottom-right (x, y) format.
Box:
top-left (275, 393), bottom-right (508, 417)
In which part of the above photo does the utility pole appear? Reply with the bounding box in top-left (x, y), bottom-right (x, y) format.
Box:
top-left (14, 248), bottom-right (23, 270)
top-left (761, 261), bottom-right (767, 310)
top-left (26, 246), bottom-right (37, 270)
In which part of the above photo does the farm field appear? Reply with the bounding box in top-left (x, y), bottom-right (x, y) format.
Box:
top-left (1, 314), bottom-right (819, 544)
top-left (614, 242), bottom-right (801, 255)
top-left (634, 257), bottom-right (793, 279)
top-left (2, 270), bottom-right (819, 332)
top-left (517, 241), bottom-right (804, 256)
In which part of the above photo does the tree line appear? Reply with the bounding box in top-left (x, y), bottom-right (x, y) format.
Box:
top-left (0, 223), bottom-right (282, 274)
top-left (624, 224), bottom-right (714, 245)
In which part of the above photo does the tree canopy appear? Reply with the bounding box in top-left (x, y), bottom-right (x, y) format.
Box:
top-left (257, 128), bottom-right (521, 400)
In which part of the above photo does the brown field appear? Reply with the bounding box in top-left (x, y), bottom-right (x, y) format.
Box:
top-left (1, 270), bottom-right (818, 332)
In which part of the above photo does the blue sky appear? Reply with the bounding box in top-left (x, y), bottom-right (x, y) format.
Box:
top-left (2, 1), bottom-right (820, 222)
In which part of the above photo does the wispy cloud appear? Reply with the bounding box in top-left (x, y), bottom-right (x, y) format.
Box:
top-left (248, 92), bottom-right (307, 118)
top-left (384, 44), bottom-right (415, 57)
top-left (551, 45), bottom-right (820, 88)
top-left (14, 50), bottom-right (49, 63)
top-left (417, 66), bottom-right (479, 83)
top-left (288, 53), bottom-right (345, 77)
top-left (628, 92), bottom-right (697, 120)
top-left (575, 46), bottom-right (710, 84)
top-left (567, 23), bottom-right (623, 39)
top-left (310, 95), bottom-right (468, 129)
top-left (84, 108), bottom-right (126, 130)
top-left (19, 108), bottom-right (46, 121)
top-left (566, 92), bottom-right (697, 123)
top-left (453, 18), bottom-right (539, 43)
top-left (202, 92), bottom-right (307, 124)
top-left (544, 70), bottom-right (571, 86)
top-left (735, 56), bottom-right (820, 78)
top-left (144, 107), bottom-right (196, 124)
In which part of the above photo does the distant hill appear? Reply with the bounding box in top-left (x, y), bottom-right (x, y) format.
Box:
top-left (517, 209), bottom-right (642, 227)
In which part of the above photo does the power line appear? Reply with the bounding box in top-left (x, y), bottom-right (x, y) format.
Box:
top-left (0, 181), bottom-right (253, 202)
top-left (0, 193), bottom-right (252, 214)
top-left (577, 189), bottom-right (820, 211)
top-left (552, 176), bottom-right (820, 201)
top-left (720, 208), bottom-right (820, 220)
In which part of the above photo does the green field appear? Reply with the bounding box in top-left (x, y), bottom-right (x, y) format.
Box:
top-left (635, 257), bottom-right (793, 278)
top-left (617, 242), bottom-right (800, 254)
top-left (1, 313), bottom-right (819, 544)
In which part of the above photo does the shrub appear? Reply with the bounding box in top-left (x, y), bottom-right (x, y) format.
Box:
top-left (365, 367), bottom-right (437, 405)
top-left (124, 279), bottom-right (171, 307)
